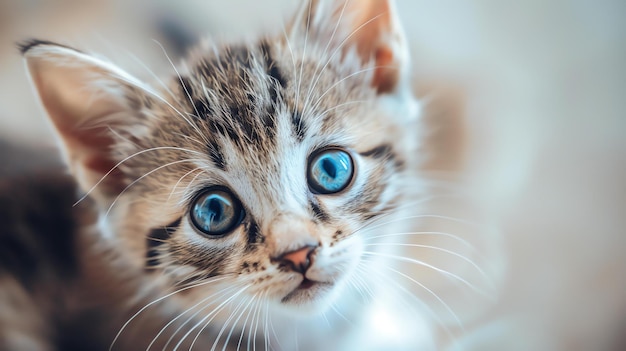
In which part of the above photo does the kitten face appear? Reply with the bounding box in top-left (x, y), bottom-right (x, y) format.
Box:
top-left (115, 39), bottom-right (413, 312)
top-left (22, 0), bottom-right (418, 316)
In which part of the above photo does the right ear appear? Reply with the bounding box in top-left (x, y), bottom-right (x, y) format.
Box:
top-left (20, 40), bottom-right (155, 205)
top-left (289, 0), bottom-right (412, 95)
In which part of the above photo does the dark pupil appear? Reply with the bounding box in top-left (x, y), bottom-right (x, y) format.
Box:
top-left (208, 198), bottom-right (223, 224)
top-left (322, 158), bottom-right (337, 178)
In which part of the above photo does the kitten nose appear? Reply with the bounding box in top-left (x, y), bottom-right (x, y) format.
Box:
top-left (278, 245), bottom-right (316, 274)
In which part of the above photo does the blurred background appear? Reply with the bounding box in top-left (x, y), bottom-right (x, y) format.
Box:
top-left (1, 0), bottom-right (625, 350)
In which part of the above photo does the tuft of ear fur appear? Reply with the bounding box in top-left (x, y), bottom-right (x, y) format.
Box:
top-left (21, 40), bottom-right (154, 206)
top-left (291, 0), bottom-right (411, 95)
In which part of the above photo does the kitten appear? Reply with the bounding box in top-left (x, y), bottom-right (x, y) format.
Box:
top-left (0, 0), bottom-right (469, 350)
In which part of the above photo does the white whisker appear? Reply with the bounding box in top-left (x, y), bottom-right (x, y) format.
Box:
top-left (109, 275), bottom-right (230, 351)
top-left (280, 27), bottom-right (298, 106)
top-left (74, 146), bottom-right (205, 206)
top-left (267, 310), bottom-right (282, 351)
top-left (125, 49), bottom-right (177, 101)
top-left (251, 290), bottom-right (267, 351)
top-left (307, 12), bottom-right (385, 113)
top-left (364, 231), bottom-right (476, 251)
top-left (347, 194), bottom-right (469, 235)
top-left (362, 260), bottom-right (462, 342)
top-left (352, 265), bottom-right (377, 300)
top-left (318, 99), bottom-right (370, 117)
top-left (152, 40), bottom-right (199, 118)
top-left (308, 66), bottom-right (381, 114)
top-left (262, 295), bottom-right (271, 351)
top-left (236, 292), bottom-right (259, 351)
top-left (104, 158), bottom-right (205, 219)
top-left (301, 0), bottom-right (351, 116)
top-left (176, 284), bottom-right (250, 351)
top-left (360, 214), bottom-right (478, 235)
top-left (225, 293), bottom-right (257, 351)
top-left (362, 251), bottom-right (491, 298)
top-left (150, 39), bottom-right (211, 146)
top-left (212, 295), bottom-right (250, 351)
top-left (162, 283), bottom-right (241, 350)
top-left (146, 283), bottom-right (239, 351)
top-left (173, 132), bottom-right (206, 147)
top-left (168, 167), bottom-right (205, 202)
top-left (294, 0), bottom-right (313, 117)
top-left (364, 242), bottom-right (494, 290)
top-left (329, 303), bottom-right (352, 326)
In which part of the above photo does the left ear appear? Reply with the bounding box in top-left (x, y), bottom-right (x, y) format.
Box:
top-left (291, 0), bottom-right (411, 95)
top-left (20, 40), bottom-right (156, 207)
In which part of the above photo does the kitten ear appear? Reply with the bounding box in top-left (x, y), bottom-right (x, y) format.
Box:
top-left (292, 0), bottom-right (410, 95)
top-left (21, 40), bottom-right (153, 203)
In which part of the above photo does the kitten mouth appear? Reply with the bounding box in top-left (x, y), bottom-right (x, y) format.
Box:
top-left (298, 278), bottom-right (316, 290)
top-left (281, 278), bottom-right (332, 304)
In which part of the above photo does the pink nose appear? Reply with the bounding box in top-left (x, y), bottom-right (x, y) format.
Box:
top-left (278, 245), bottom-right (316, 274)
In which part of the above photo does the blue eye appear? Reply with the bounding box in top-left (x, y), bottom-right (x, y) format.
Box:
top-left (307, 148), bottom-right (355, 194)
top-left (190, 188), bottom-right (244, 236)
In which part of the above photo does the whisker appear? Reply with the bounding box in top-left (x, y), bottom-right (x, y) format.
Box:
top-left (294, 0), bottom-right (313, 117)
top-left (175, 284), bottom-right (250, 351)
top-left (152, 39), bottom-right (201, 120)
top-left (153, 264), bottom-right (194, 288)
top-left (361, 260), bottom-right (461, 342)
top-left (347, 194), bottom-right (470, 235)
top-left (224, 293), bottom-right (257, 351)
top-left (364, 231), bottom-right (476, 251)
top-left (236, 292), bottom-right (259, 351)
top-left (301, 0), bottom-right (351, 116)
top-left (360, 214), bottom-right (478, 235)
top-left (125, 49), bottom-right (177, 101)
top-left (210, 302), bottom-right (240, 351)
top-left (146, 282), bottom-right (239, 351)
top-left (308, 66), bottom-right (383, 115)
top-left (307, 12), bottom-right (385, 113)
top-left (109, 275), bottom-right (231, 351)
top-left (263, 292), bottom-right (271, 351)
top-left (362, 251), bottom-right (491, 298)
top-left (250, 290), bottom-right (268, 351)
top-left (173, 132), bottom-right (206, 148)
top-left (142, 39), bottom-right (211, 147)
top-left (74, 146), bottom-right (205, 206)
top-left (364, 242), bottom-right (494, 290)
top-left (267, 309), bottom-right (282, 351)
top-left (107, 126), bottom-right (142, 149)
top-left (172, 165), bottom-right (215, 208)
top-left (168, 167), bottom-right (205, 202)
top-left (211, 295), bottom-right (250, 351)
top-left (346, 273), bottom-right (370, 303)
top-left (352, 265), bottom-right (377, 300)
top-left (78, 37), bottom-right (207, 144)
top-left (104, 158), bottom-right (205, 219)
top-left (162, 283), bottom-right (240, 349)
top-left (317, 99), bottom-right (370, 117)
top-left (247, 290), bottom-right (265, 351)
top-left (191, 291), bottom-right (251, 351)
top-left (279, 23), bottom-right (298, 121)
top-left (329, 303), bottom-right (352, 326)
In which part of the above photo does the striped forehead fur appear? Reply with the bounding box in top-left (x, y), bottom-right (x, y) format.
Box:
top-left (114, 32), bottom-right (412, 233)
